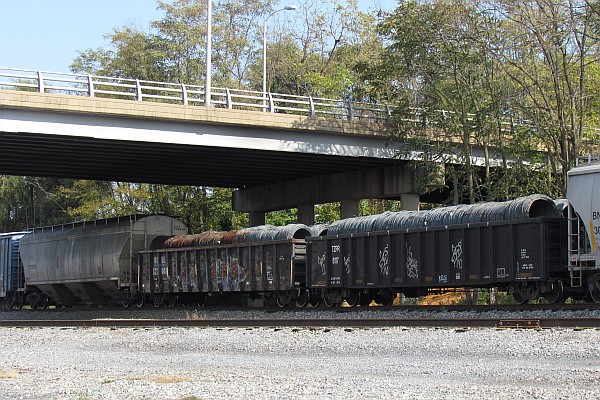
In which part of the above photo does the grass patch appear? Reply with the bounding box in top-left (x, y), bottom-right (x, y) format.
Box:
top-left (154, 375), bottom-right (192, 384)
top-left (0, 370), bottom-right (20, 379)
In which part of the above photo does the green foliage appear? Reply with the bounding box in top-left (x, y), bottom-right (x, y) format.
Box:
top-left (315, 203), bottom-right (340, 224)
top-left (265, 208), bottom-right (297, 226)
top-left (357, 0), bottom-right (600, 203)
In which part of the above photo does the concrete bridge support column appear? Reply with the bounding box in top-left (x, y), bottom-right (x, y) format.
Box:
top-left (340, 200), bottom-right (359, 219)
top-left (249, 212), bottom-right (265, 227)
top-left (297, 205), bottom-right (315, 225)
top-left (400, 193), bottom-right (420, 211)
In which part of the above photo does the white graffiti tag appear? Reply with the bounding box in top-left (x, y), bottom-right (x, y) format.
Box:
top-left (318, 253), bottom-right (327, 276)
top-left (344, 256), bottom-right (351, 274)
top-left (379, 244), bottom-right (390, 276)
top-left (451, 240), bottom-right (463, 270)
top-left (406, 244), bottom-right (419, 279)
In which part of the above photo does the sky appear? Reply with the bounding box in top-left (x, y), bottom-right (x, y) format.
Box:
top-left (0, 0), bottom-right (398, 74)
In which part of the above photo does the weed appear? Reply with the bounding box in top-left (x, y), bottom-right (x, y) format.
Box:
top-left (0, 370), bottom-right (19, 379)
top-left (154, 375), bottom-right (192, 384)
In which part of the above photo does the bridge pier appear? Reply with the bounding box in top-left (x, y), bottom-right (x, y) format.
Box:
top-left (340, 200), bottom-right (359, 219)
top-left (234, 165), bottom-right (422, 226)
top-left (297, 205), bottom-right (315, 225)
top-left (400, 193), bottom-right (420, 211)
top-left (249, 212), bottom-right (266, 227)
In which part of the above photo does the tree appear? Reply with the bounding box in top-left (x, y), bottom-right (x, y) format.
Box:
top-left (358, 0), bottom-right (600, 203)
top-left (265, 0), bottom-right (382, 99)
top-left (478, 0), bottom-right (600, 195)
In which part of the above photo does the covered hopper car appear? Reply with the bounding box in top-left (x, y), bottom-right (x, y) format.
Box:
top-left (0, 160), bottom-right (598, 308)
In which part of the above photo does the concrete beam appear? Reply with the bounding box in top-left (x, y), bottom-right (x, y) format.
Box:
top-left (233, 164), bottom-right (417, 213)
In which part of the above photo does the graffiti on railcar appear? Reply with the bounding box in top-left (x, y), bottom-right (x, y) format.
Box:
top-left (379, 244), bottom-right (389, 276)
top-left (406, 244), bottom-right (419, 279)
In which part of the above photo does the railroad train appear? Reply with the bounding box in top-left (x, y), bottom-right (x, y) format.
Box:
top-left (0, 160), bottom-right (598, 309)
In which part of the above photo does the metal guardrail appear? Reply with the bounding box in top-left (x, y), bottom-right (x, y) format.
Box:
top-left (1, 67), bottom-right (599, 141)
top-left (0, 67), bottom-right (392, 123)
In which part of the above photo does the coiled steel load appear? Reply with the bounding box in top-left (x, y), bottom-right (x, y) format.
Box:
top-left (156, 224), bottom-right (312, 249)
top-left (309, 224), bottom-right (330, 237)
top-left (554, 199), bottom-right (569, 217)
top-left (328, 194), bottom-right (559, 235)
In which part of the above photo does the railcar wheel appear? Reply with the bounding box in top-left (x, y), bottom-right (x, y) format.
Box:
top-left (135, 293), bottom-right (145, 308)
top-left (152, 294), bottom-right (163, 308)
top-left (359, 294), bottom-right (372, 307)
top-left (197, 294), bottom-right (207, 307)
top-left (322, 290), bottom-right (341, 308)
top-left (295, 289), bottom-right (309, 308)
top-left (512, 290), bottom-right (528, 304)
top-left (276, 291), bottom-right (291, 308)
top-left (37, 294), bottom-right (48, 310)
top-left (121, 290), bottom-right (132, 308)
top-left (309, 297), bottom-right (321, 307)
top-left (28, 293), bottom-right (39, 309)
top-left (378, 290), bottom-right (395, 306)
top-left (542, 280), bottom-right (564, 304)
top-left (344, 290), bottom-right (360, 308)
top-left (587, 274), bottom-right (600, 303)
top-left (164, 294), bottom-right (177, 308)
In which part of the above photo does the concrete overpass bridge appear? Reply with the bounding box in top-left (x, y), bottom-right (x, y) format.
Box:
top-left (0, 68), bottom-right (495, 225)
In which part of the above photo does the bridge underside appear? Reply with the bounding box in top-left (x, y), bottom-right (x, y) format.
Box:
top-left (0, 131), bottom-right (402, 188)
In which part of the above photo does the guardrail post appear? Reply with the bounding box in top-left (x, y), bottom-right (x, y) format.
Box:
top-left (386, 104), bottom-right (392, 124)
top-left (37, 70), bottom-right (45, 93)
top-left (268, 92), bottom-right (275, 113)
top-left (181, 83), bottom-right (188, 105)
top-left (226, 88), bottom-right (232, 109)
top-left (347, 99), bottom-right (354, 121)
top-left (135, 79), bottom-right (142, 101)
top-left (309, 96), bottom-right (315, 116)
top-left (87, 74), bottom-right (95, 97)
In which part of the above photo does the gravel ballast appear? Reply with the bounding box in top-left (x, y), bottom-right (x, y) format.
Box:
top-left (0, 326), bottom-right (599, 399)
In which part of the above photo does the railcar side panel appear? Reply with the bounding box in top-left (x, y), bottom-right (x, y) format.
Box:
top-left (139, 239), bottom-right (305, 297)
top-left (307, 218), bottom-right (564, 292)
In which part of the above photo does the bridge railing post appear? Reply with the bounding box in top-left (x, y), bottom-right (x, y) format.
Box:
top-left (268, 92), bottom-right (275, 113)
top-left (226, 88), bottom-right (232, 109)
top-left (37, 70), bottom-right (45, 93)
top-left (347, 99), bottom-right (354, 121)
top-left (309, 96), bottom-right (315, 116)
top-left (386, 104), bottom-right (392, 124)
top-left (87, 74), bottom-right (95, 97)
top-left (181, 83), bottom-right (188, 105)
top-left (135, 79), bottom-right (142, 101)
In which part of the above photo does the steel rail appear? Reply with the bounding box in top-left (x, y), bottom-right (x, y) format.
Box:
top-left (0, 318), bottom-right (598, 329)
top-left (2, 303), bottom-right (600, 314)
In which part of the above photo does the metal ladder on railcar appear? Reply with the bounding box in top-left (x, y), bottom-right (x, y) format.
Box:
top-left (567, 204), bottom-right (593, 288)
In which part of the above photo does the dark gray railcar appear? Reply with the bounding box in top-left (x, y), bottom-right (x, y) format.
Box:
top-left (307, 217), bottom-right (567, 304)
top-left (138, 239), bottom-right (307, 306)
top-left (0, 232), bottom-right (27, 308)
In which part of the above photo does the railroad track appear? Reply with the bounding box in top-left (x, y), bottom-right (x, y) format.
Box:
top-left (0, 318), bottom-right (599, 329)
top-left (3, 303), bottom-right (600, 313)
